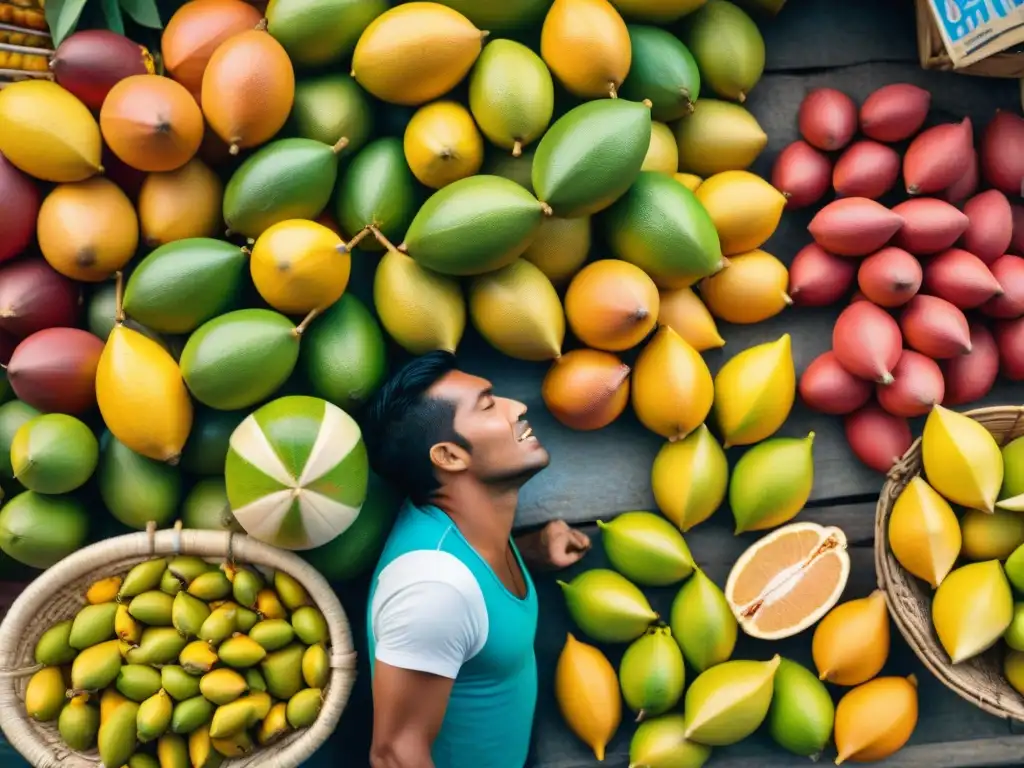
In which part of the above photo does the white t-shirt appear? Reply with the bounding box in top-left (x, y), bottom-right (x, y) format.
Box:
top-left (370, 549), bottom-right (490, 680)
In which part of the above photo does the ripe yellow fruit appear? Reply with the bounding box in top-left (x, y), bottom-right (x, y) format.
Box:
top-left (540, 0), bottom-right (631, 99)
top-left (922, 404), bottom-right (1003, 513)
top-left (696, 170), bottom-right (787, 256)
top-left (651, 424), bottom-right (728, 532)
top-left (657, 286), bottom-right (724, 352)
top-left (833, 676), bottom-right (918, 765)
top-left (139, 157), bottom-right (224, 246)
top-left (932, 559), bottom-right (1013, 664)
top-left (555, 633), bottom-right (621, 761)
top-left (887, 476), bottom-right (961, 588)
top-left (960, 507), bottom-right (1024, 561)
top-left (699, 249), bottom-right (791, 325)
top-left (250, 219), bottom-right (350, 315)
top-left (565, 259), bottom-right (659, 352)
top-left (674, 172), bottom-right (703, 191)
top-left (811, 590), bottom-right (890, 687)
top-left (404, 101), bottom-right (484, 189)
top-left (641, 122), bottom-right (679, 174)
top-left (631, 325), bottom-right (713, 441)
top-left (712, 334), bottom-right (795, 448)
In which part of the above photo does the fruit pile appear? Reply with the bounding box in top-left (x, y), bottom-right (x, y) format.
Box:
top-left (554, 513), bottom-right (920, 765)
top-left (773, 84), bottom-right (1024, 474)
top-left (888, 406), bottom-right (1024, 691)
top-left (26, 555), bottom-right (331, 765)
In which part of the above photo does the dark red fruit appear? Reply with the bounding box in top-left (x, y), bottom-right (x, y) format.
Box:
top-left (857, 247), bottom-right (921, 308)
top-left (876, 350), bottom-right (945, 418)
top-left (903, 118), bottom-right (973, 195)
top-left (0, 152), bottom-right (40, 264)
top-left (995, 317), bottom-right (1024, 381)
top-left (962, 189), bottom-right (1013, 265)
top-left (858, 83), bottom-right (931, 143)
top-left (808, 198), bottom-right (904, 257)
top-left (6, 328), bottom-right (104, 414)
top-left (832, 301), bottom-right (903, 384)
top-left (771, 141), bottom-right (832, 209)
top-left (981, 254), bottom-right (1024, 319)
top-left (891, 198), bottom-right (969, 256)
top-left (942, 322), bottom-right (999, 405)
top-left (942, 149), bottom-right (979, 205)
top-left (981, 110), bottom-right (1024, 197)
top-left (0, 259), bottom-right (82, 339)
top-left (51, 30), bottom-right (154, 112)
top-left (788, 243), bottom-right (857, 307)
top-left (798, 88), bottom-right (857, 151)
top-left (832, 141), bottom-right (900, 199)
top-left (799, 351), bottom-right (873, 415)
top-left (922, 248), bottom-right (1002, 310)
top-left (1012, 204), bottom-right (1024, 255)
top-left (900, 295), bottom-right (972, 358)
top-left (845, 403), bottom-right (913, 473)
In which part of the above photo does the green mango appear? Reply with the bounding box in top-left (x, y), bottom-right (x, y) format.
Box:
top-left (335, 137), bottom-right (419, 251)
top-left (171, 695), bottom-right (214, 735)
top-left (180, 409), bottom-right (247, 476)
top-left (629, 714), bottom-right (711, 768)
top-left (59, 695), bottom-right (100, 751)
top-left (469, 39), bottom-right (553, 156)
top-left (299, 294), bottom-right (388, 413)
top-left (1006, 602), bottom-right (1024, 651)
top-left (98, 699), bottom-right (140, 768)
top-left (291, 606), bottom-right (329, 645)
top-left (619, 626), bottom-right (685, 719)
top-left (532, 98), bottom-right (651, 218)
top-left (683, 655), bottom-right (780, 746)
top-left (0, 400), bottom-right (41, 479)
top-left (768, 657), bottom-right (835, 758)
top-left (162, 665), bottom-right (202, 702)
top-left (997, 436), bottom-right (1024, 511)
top-left (99, 432), bottom-right (182, 531)
top-left (669, 568), bottom-right (737, 672)
top-left (403, 175), bottom-right (547, 275)
top-left (605, 171), bottom-right (724, 289)
top-left (597, 511), bottom-right (695, 587)
top-left (267, 0), bottom-right (386, 67)
top-left (129, 590), bottom-right (176, 626)
top-left (557, 568), bottom-right (659, 644)
top-left (182, 479), bottom-right (243, 533)
top-left (302, 470), bottom-right (401, 582)
top-left (1006, 543), bottom-right (1024, 594)
top-left (286, 687), bottom-right (323, 728)
top-left (729, 432), bottom-right (815, 534)
top-left (223, 138), bottom-right (345, 240)
top-left (128, 628), bottom-right (189, 666)
top-left (10, 413), bottom-right (98, 494)
top-left (621, 25), bottom-right (701, 122)
top-left (120, 559), bottom-right (169, 599)
top-left (34, 619), bottom-right (78, 665)
top-left (87, 283), bottom-right (166, 345)
top-left (0, 490), bottom-right (88, 569)
top-left (69, 601), bottom-right (118, 649)
top-left (261, 644), bottom-right (306, 700)
top-left (483, 148), bottom-right (535, 193)
top-left (122, 239), bottom-right (248, 335)
top-left (426, 0), bottom-right (550, 29)
top-left (71, 639), bottom-right (123, 692)
top-left (173, 591), bottom-right (212, 638)
top-left (290, 74), bottom-right (373, 151)
top-left (680, 0), bottom-right (765, 103)
top-left (179, 309), bottom-right (300, 411)
top-left (117, 664), bottom-right (163, 702)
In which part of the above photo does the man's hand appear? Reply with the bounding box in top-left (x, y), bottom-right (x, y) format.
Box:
top-left (516, 520), bottom-right (591, 571)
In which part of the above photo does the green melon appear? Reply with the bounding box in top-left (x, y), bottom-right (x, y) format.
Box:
top-left (0, 491), bottom-right (89, 569)
top-left (10, 414), bottom-right (99, 494)
top-left (181, 408), bottom-right (248, 476)
top-left (0, 400), bottom-right (41, 479)
top-left (98, 432), bottom-right (182, 530)
top-left (181, 478), bottom-right (242, 533)
top-left (225, 395), bottom-right (369, 550)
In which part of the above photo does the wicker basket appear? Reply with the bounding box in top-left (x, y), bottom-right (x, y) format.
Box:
top-left (876, 405), bottom-right (1024, 722)
top-left (0, 523), bottom-right (358, 767)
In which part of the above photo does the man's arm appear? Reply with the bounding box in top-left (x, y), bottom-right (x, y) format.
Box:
top-left (515, 520), bottom-right (592, 571)
top-left (370, 663), bottom-right (452, 768)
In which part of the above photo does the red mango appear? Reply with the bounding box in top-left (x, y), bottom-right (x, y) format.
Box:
top-left (51, 30), bottom-right (154, 112)
top-left (771, 140), bottom-right (832, 209)
top-left (942, 322), bottom-right (999, 405)
top-left (857, 247), bottom-right (922, 308)
top-left (922, 248), bottom-right (1002, 309)
top-left (798, 88), bottom-right (858, 151)
top-left (799, 350), bottom-right (873, 415)
top-left (788, 243), bottom-right (857, 307)
top-left (981, 254), bottom-right (1024, 319)
top-left (832, 140), bottom-right (900, 199)
top-left (995, 317), bottom-right (1024, 380)
top-left (942, 148), bottom-right (979, 205)
top-left (0, 259), bottom-right (82, 339)
top-left (903, 118), bottom-right (973, 195)
top-left (859, 83), bottom-right (931, 143)
top-left (900, 294), bottom-right (972, 358)
top-left (876, 350), bottom-right (945, 418)
top-left (6, 328), bottom-right (104, 415)
top-left (832, 301), bottom-right (903, 384)
top-left (962, 189), bottom-right (1013, 264)
top-left (981, 110), bottom-right (1024, 197)
top-left (0, 153), bottom-right (40, 264)
top-left (845, 403), bottom-right (913, 473)
top-left (891, 197), bottom-right (969, 255)
top-left (808, 197), bottom-right (904, 257)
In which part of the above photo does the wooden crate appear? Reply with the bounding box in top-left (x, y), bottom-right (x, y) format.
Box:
top-left (915, 0), bottom-right (1024, 78)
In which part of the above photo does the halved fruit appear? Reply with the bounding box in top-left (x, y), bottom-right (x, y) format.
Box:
top-left (724, 521), bottom-right (850, 640)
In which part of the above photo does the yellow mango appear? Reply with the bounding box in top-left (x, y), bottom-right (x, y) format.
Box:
top-left (555, 633), bottom-right (621, 761)
top-left (833, 676), bottom-right (918, 764)
top-left (631, 325), bottom-right (713, 442)
top-left (932, 560), bottom-right (1013, 664)
top-left (888, 476), bottom-right (962, 588)
top-left (922, 404), bottom-right (1003, 513)
top-left (811, 591), bottom-right (890, 687)
top-left (712, 334), bottom-right (795, 448)
top-left (651, 425), bottom-right (729, 532)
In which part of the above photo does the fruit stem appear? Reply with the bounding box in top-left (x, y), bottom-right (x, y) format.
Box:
top-left (782, 291), bottom-right (793, 306)
top-left (878, 371), bottom-right (894, 385)
top-left (512, 140), bottom-right (522, 158)
top-left (255, 18), bottom-right (268, 31)
top-left (641, 99), bottom-right (652, 109)
top-left (240, 246), bottom-right (251, 257)
top-left (369, 225), bottom-right (402, 255)
top-left (229, 142), bottom-right (241, 156)
top-left (737, 91), bottom-right (746, 103)
top-left (539, 202), bottom-right (553, 217)
top-left (634, 709), bottom-right (646, 723)
top-left (293, 309), bottom-right (321, 337)
top-left (608, 82), bottom-right (618, 99)
top-left (113, 271), bottom-right (125, 325)
top-left (340, 226), bottom-right (372, 253)
top-left (332, 137), bottom-right (350, 154)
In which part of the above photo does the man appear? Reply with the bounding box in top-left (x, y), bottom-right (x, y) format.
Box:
top-left (360, 350), bottom-right (592, 768)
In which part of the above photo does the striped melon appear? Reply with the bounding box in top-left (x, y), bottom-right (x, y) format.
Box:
top-left (224, 395), bottom-right (369, 550)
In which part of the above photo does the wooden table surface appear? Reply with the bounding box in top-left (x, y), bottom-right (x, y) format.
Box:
top-left (5, 1), bottom-right (1024, 766)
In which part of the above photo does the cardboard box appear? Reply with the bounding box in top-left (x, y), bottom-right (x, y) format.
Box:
top-left (917, 0), bottom-right (1024, 77)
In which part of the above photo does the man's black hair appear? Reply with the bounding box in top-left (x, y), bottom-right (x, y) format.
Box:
top-left (361, 350), bottom-right (472, 505)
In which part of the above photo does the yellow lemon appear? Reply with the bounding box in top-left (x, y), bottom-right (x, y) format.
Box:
top-left (922, 404), bottom-right (1003, 513)
top-left (887, 476), bottom-right (962, 588)
top-left (97, 323), bottom-right (193, 463)
top-left (657, 286), bottom-right (724, 352)
top-left (250, 219), bottom-right (350, 315)
top-left (960, 507), bottom-right (1024, 561)
top-left (555, 633), bottom-right (621, 761)
top-left (673, 172), bottom-right (703, 191)
top-left (0, 80), bottom-right (103, 182)
top-left (699, 249), bottom-right (790, 325)
top-left (695, 169), bottom-right (786, 256)
top-left (641, 122), bottom-right (679, 174)
top-left (932, 559), bottom-right (1013, 664)
top-left (631, 325), bottom-right (713, 441)
top-left (712, 334), bottom-right (795, 448)
top-left (651, 424), bottom-right (728, 532)
top-left (352, 3), bottom-right (486, 106)
top-left (404, 101), bottom-right (484, 189)
top-left (540, 0), bottom-right (631, 99)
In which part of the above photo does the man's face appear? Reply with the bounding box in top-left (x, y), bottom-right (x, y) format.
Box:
top-left (427, 369), bottom-right (550, 487)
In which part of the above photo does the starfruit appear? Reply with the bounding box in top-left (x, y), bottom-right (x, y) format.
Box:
top-left (887, 476), bottom-right (962, 588)
top-left (628, 714), bottom-right (711, 768)
top-left (768, 657), bottom-right (834, 758)
top-left (683, 655), bottom-right (781, 746)
top-left (729, 432), bottom-right (814, 533)
top-left (558, 569), bottom-right (659, 644)
top-left (711, 334), bottom-right (795, 448)
top-left (619, 626), bottom-right (685, 721)
top-left (597, 511), bottom-right (695, 587)
top-left (555, 633), bottom-right (621, 762)
top-left (812, 590), bottom-right (890, 686)
top-left (932, 559), bottom-right (1013, 663)
top-left (833, 675), bottom-right (918, 765)
top-left (650, 425), bottom-right (729, 532)
top-left (669, 568), bottom-right (737, 673)
top-left (922, 404), bottom-right (1003, 513)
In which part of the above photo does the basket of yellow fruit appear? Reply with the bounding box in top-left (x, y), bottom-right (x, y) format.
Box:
top-left (0, 521), bottom-right (356, 767)
top-left (876, 404), bottom-right (1024, 721)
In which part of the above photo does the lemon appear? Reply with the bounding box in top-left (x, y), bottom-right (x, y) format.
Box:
top-left (403, 101), bottom-right (484, 189)
top-left (641, 122), bottom-right (679, 173)
top-left (695, 170), bottom-right (786, 256)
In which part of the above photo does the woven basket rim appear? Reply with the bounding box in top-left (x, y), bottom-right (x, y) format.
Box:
top-left (0, 524), bottom-right (358, 768)
top-left (875, 404), bottom-right (1024, 722)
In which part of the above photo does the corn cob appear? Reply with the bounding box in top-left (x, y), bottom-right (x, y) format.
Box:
top-left (0, 4), bottom-right (46, 31)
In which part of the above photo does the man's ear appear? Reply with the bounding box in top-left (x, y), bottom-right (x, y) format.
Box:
top-left (429, 442), bottom-right (470, 474)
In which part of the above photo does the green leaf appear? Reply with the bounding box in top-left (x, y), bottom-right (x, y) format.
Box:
top-left (119, 0), bottom-right (162, 28)
top-left (45, 0), bottom-right (90, 46)
top-left (101, 0), bottom-right (125, 34)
